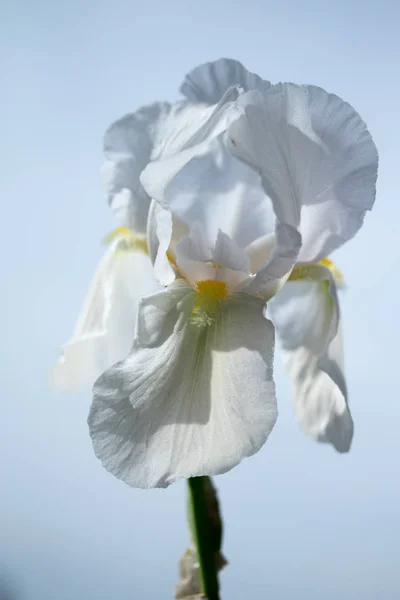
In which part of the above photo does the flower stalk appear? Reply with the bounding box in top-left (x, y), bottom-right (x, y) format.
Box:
top-left (187, 477), bottom-right (221, 600)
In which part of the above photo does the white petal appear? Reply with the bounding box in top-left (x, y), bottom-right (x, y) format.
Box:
top-left (143, 92), bottom-right (303, 290)
top-left (89, 286), bottom-right (277, 488)
top-left (145, 140), bottom-right (299, 299)
top-left (229, 84), bottom-right (378, 260)
top-left (248, 222), bottom-right (301, 297)
top-left (103, 101), bottom-right (220, 232)
top-left (180, 86), bottom-right (242, 149)
top-left (270, 275), bottom-right (353, 451)
top-left (147, 201), bottom-right (192, 287)
top-left (174, 227), bottom-right (251, 291)
top-left (149, 203), bottom-right (177, 286)
top-left (173, 225), bottom-right (251, 286)
top-left (144, 137), bottom-right (275, 253)
top-left (146, 199), bottom-right (161, 264)
top-left (228, 89), bottom-right (301, 228)
top-left (152, 101), bottom-right (217, 156)
top-left (51, 245), bottom-right (158, 391)
top-left (146, 200), bottom-right (189, 261)
top-left (140, 92), bottom-right (242, 208)
top-left (102, 103), bottom-right (171, 232)
top-left (175, 222), bottom-right (213, 263)
top-left (244, 233), bottom-right (276, 273)
top-left (141, 138), bottom-right (212, 208)
top-left (174, 224), bottom-right (215, 286)
top-left (213, 230), bottom-right (250, 272)
top-left (180, 58), bottom-right (271, 104)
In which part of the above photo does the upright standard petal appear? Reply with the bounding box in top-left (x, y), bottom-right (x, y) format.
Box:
top-left (142, 130), bottom-right (292, 300)
top-left (143, 138), bottom-right (276, 251)
top-left (102, 101), bottom-right (219, 232)
top-left (52, 243), bottom-right (158, 391)
top-left (89, 284), bottom-right (277, 488)
top-left (140, 90), bottom-right (244, 212)
top-left (141, 91), bottom-right (303, 291)
top-left (270, 270), bottom-right (353, 452)
top-left (180, 58), bottom-right (271, 104)
top-left (229, 84), bottom-right (378, 261)
top-left (102, 103), bottom-right (171, 232)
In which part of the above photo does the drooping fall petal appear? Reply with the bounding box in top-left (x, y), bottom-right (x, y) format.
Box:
top-left (52, 242), bottom-right (158, 391)
top-left (88, 283), bottom-right (277, 488)
top-left (270, 271), bottom-right (352, 452)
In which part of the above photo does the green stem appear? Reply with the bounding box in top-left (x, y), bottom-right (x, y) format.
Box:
top-left (187, 477), bottom-right (220, 600)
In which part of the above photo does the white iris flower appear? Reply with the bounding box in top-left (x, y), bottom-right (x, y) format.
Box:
top-left (88, 59), bottom-right (377, 488)
top-left (52, 62), bottom-right (254, 391)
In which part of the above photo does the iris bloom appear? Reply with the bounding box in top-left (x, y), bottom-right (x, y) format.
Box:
top-left (52, 63), bottom-right (257, 391)
top-left (88, 59), bottom-right (378, 488)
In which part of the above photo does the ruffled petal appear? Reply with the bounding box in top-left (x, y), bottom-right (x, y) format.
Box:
top-left (229, 84), bottom-right (378, 261)
top-left (103, 101), bottom-right (218, 232)
top-left (270, 273), bottom-right (353, 451)
top-left (88, 285), bottom-right (277, 488)
top-left (143, 137), bottom-right (276, 273)
top-left (140, 92), bottom-right (242, 210)
top-left (142, 91), bottom-right (304, 291)
top-left (180, 58), bottom-right (271, 104)
top-left (102, 103), bottom-right (171, 232)
top-left (51, 244), bottom-right (158, 391)
top-left (145, 82), bottom-right (376, 295)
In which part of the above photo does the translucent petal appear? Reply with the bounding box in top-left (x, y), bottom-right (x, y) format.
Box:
top-left (52, 244), bottom-right (158, 391)
top-left (103, 101), bottom-right (217, 232)
top-left (102, 103), bottom-right (170, 232)
top-left (270, 274), bottom-right (353, 451)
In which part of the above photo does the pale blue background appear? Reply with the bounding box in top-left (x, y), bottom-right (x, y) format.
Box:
top-left (2, 1), bottom-right (399, 598)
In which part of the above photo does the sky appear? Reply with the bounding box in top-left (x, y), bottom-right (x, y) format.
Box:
top-left (2, 0), bottom-right (400, 598)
